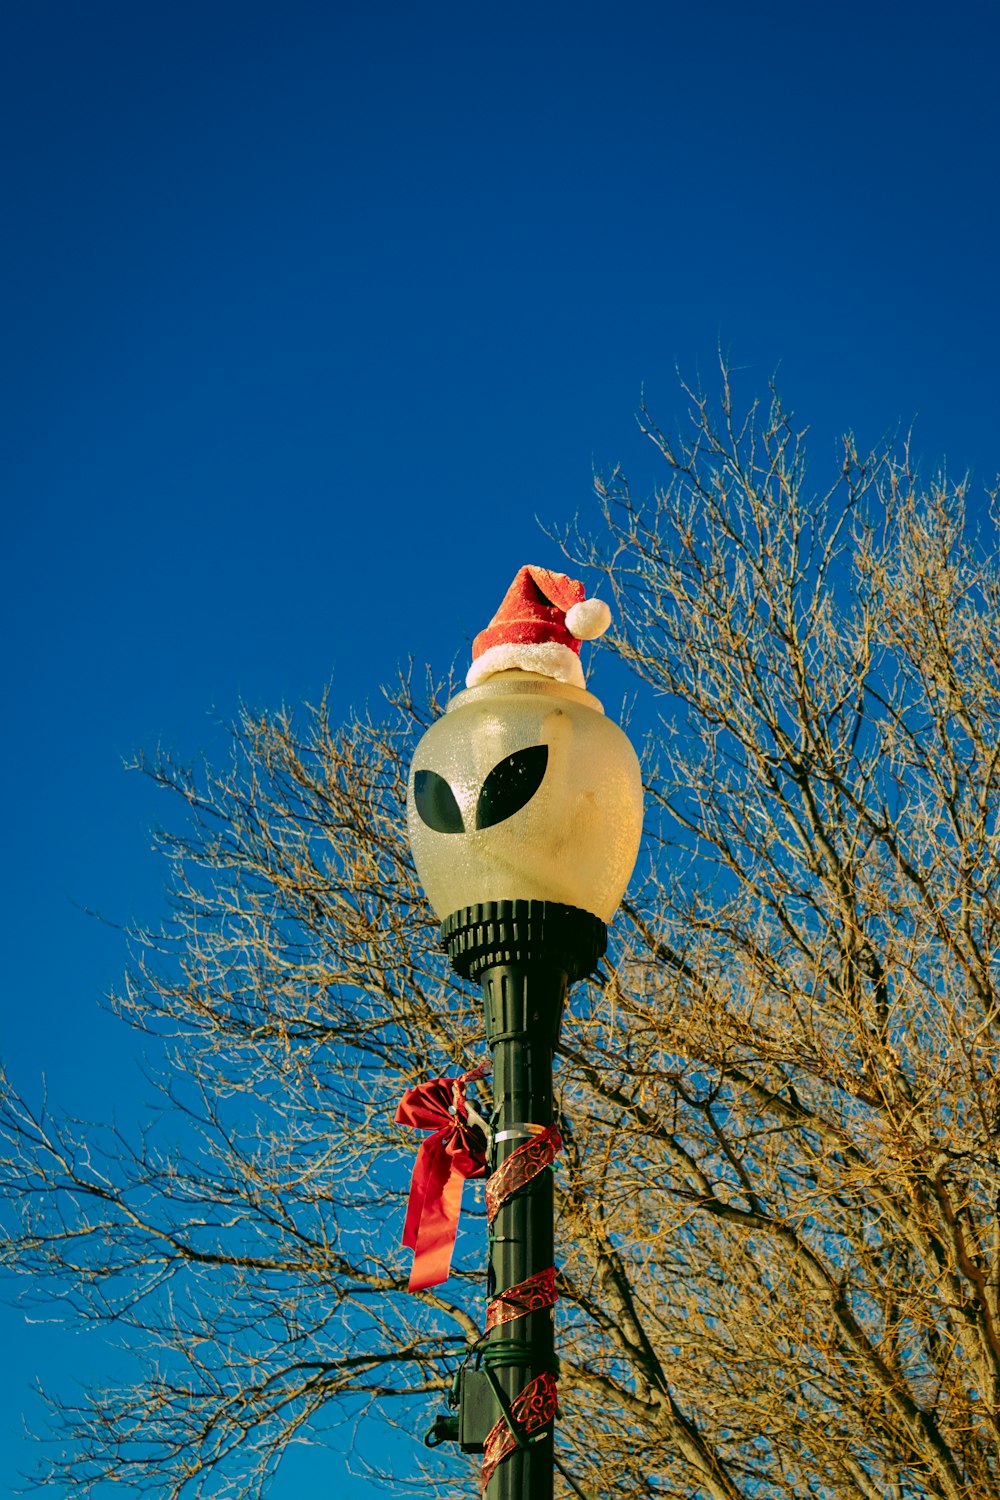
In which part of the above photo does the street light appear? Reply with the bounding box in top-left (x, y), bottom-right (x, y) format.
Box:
top-left (406, 565), bottom-right (642, 1499)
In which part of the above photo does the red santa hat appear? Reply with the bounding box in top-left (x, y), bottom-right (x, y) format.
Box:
top-left (466, 565), bottom-right (612, 689)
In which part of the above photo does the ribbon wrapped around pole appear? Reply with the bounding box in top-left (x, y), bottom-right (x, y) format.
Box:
top-left (396, 1068), bottom-right (489, 1291)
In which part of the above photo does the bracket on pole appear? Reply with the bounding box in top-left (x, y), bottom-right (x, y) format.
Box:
top-left (423, 1368), bottom-right (503, 1452)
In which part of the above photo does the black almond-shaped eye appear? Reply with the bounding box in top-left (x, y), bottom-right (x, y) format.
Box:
top-left (475, 744), bottom-right (549, 830)
top-left (413, 769), bottom-right (465, 834)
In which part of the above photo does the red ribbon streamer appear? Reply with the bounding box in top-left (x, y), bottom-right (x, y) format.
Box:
top-left (396, 1069), bottom-right (488, 1292)
top-left (485, 1124), bottom-right (562, 1223)
top-left (480, 1370), bottom-right (559, 1493)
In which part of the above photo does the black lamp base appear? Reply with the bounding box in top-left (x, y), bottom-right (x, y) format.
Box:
top-left (440, 899), bottom-right (607, 989)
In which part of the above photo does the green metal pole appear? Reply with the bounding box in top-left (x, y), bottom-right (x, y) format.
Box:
top-left (442, 901), bottom-right (606, 1500)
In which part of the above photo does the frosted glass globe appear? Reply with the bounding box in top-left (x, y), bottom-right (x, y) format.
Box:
top-left (407, 672), bottom-right (643, 923)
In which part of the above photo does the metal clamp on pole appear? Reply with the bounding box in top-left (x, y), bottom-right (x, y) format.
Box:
top-left (493, 1122), bottom-right (546, 1145)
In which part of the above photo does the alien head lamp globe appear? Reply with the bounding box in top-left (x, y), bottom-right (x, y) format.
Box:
top-left (407, 671), bottom-right (643, 923)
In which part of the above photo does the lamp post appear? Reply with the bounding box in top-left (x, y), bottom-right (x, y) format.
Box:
top-left (406, 567), bottom-right (642, 1499)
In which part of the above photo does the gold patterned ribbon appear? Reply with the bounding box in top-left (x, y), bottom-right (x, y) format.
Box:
top-left (484, 1124), bottom-right (562, 1223)
top-left (484, 1265), bottom-right (557, 1333)
top-left (480, 1370), bottom-right (559, 1493)
top-left (480, 1127), bottom-right (562, 1490)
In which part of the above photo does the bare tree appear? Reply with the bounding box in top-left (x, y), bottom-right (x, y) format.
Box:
top-left (4, 369), bottom-right (1000, 1498)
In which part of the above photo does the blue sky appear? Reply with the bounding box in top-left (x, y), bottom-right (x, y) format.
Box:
top-left (3, 1), bottom-right (1000, 1494)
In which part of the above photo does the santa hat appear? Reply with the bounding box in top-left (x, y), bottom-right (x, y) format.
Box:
top-left (466, 565), bottom-right (612, 690)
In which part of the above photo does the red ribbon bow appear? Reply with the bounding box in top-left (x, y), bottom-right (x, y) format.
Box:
top-left (396, 1066), bottom-right (489, 1292)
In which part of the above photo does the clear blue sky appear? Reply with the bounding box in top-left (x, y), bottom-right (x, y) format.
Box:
top-left (3, 1), bottom-right (999, 1494)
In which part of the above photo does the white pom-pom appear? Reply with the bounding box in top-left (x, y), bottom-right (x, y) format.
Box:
top-left (565, 597), bottom-right (612, 641)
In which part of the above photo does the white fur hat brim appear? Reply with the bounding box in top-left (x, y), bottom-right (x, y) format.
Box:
top-left (465, 641), bottom-right (586, 690)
